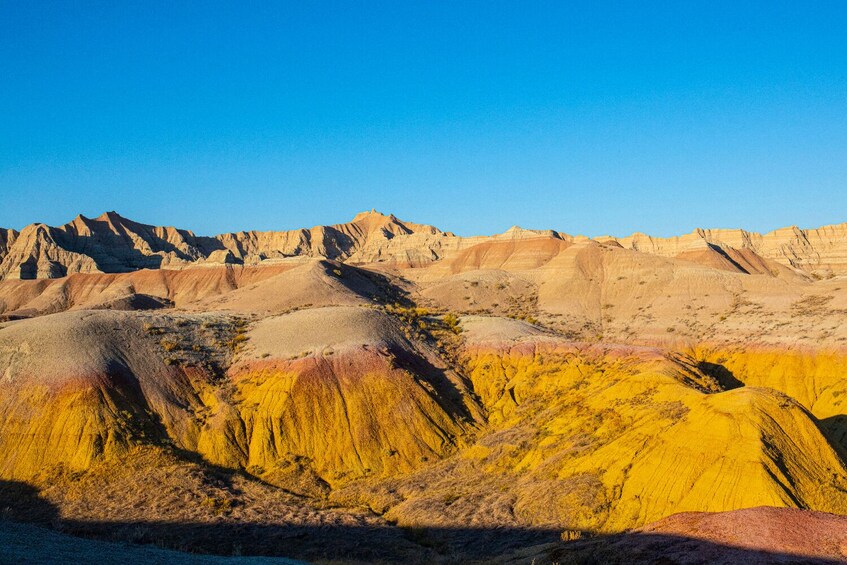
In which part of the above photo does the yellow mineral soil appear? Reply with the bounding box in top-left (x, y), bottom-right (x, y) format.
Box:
top-left (0, 307), bottom-right (480, 491)
top-left (332, 317), bottom-right (847, 535)
top-left (468, 343), bottom-right (847, 530)
top-left (3, 211), bottom-right (847, 560)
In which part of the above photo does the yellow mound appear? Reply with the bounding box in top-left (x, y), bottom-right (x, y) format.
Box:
top-left (0, 307), bottom-right (481, 489)
top-left (339, 330), bottom-right (847, 534)
top-left (462, 338), bottom-right (847, 530)
top-left (224, 306), bottom-right (481, 486)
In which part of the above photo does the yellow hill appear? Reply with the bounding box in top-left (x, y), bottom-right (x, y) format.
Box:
top-left (336, 318), bottom-right (847, 534)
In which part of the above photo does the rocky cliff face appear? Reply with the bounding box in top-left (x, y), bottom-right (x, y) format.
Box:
top-left (0, 212), bottom-right (213, 280)
top-left (0, 210), bottom-right (456, 279)
top-left (2, 210), bottom-right (847, 280)
top-left (0, 229), bottom-right (17, 259)
top-left (603, 223), bottom-right (847, 276)
top-left (214, 209), bottom-right (456, 267)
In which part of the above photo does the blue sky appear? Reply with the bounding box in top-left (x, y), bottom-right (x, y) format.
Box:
top-left (1, 1), bottom-right (846, 237)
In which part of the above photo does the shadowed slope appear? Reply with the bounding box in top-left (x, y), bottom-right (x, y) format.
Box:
top-left (4, 476), bottom-right (846, 564)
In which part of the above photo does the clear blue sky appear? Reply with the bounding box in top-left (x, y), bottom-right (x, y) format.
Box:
top-left (1, 1), bottom-right (846, 237)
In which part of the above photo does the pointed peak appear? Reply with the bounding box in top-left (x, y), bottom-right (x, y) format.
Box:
top-left (352, 209), bottom-right (393, 222)
top-left (20, 222), bottom-right (54, 238)
top-left (95, 211), bottom-right (125, 222)
top-left (497, 225), bottom-right (562, 240)
top-left (67, 213), bottom-right (94, 233)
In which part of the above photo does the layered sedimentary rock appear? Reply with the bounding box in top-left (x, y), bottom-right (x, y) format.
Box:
top-left (4, 210), bottom-right (847, 281)
top-left (0, 228), bottom-right (17, 260)
top-left (0, 210), bottom-right (461, 280)
top-left (602, 222), bottom-right (847, 275)
top-left (0, 212), bottom-right (210, 280)
top-left (455, 318), bottom-right (847, 530)
top-left (0, 307), bottom-right (480, 489)
top-left (2, 209), bottom-right (847, 562)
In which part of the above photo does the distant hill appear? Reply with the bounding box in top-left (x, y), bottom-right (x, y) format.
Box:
top-left (2, 210), bottom-right (846, 279)
top-left (2, 209), bottom-right (847, 563)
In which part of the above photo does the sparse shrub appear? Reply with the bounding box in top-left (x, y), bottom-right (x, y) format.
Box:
top-left (443, 313), bottom-right (461, 334)
top-left (561, 529), bottom-right (584, 541)
top-left (200, 496), bottom-right (232, 516)
top-left (144, 323), bottom-right (165, 335)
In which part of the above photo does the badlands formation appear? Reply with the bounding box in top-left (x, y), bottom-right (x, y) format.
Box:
top-left (2, 210), bottom-right (847, 563)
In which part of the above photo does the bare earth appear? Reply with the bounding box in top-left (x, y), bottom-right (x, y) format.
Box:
top-left (2, 210), bottom-right (847, 563)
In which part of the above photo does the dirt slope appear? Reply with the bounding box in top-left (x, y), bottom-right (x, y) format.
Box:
top-left (0, 306), bottom-right (480, 490)
top-left (2, 210), bottom-right (847, 562)
top-left (545, 506), bottom-right (847, 564)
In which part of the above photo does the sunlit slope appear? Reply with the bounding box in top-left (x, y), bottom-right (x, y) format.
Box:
top-left (686, 345), bottom-right (847, 448)
top-left (186, 259), bottom-right (398, 315)
top-left (224, 306), bottom-right (481, 486)
top-left (0, 263), bottom-right (294, 317)
top-left (0, 258), bottom-right (393, 319)
top-left (0, 307), bottom-right (480, 487)
top-left (343, 317), bottom-right (847, 533)
top-left (0, 310), bottom-right (208, 478)
top-left (459, 321), bottom-right (847, 530)
top-left (408, 234), bottom-right (847, 354)
top-left (541, 506), bottom-right (847, 564)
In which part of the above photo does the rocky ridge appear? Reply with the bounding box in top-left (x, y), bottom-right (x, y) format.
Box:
top-left (6, 210), bottom-right (845, 280)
